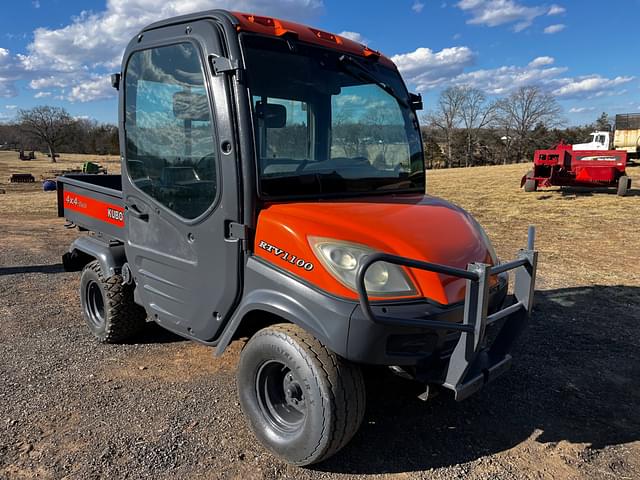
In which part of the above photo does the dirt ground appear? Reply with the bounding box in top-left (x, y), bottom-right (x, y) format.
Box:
top-left (1, 151), bottom-right (639, 479)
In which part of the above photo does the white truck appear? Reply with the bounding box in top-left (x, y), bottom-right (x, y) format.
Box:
top-left (574, 114), bottom-right (640, 158)
top-left (573, 131), bottom-right (612, 151)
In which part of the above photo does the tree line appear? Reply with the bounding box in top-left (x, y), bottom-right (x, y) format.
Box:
top-left (0, 92), bottom-right (611, 167)
top-left (0, 106), bottom-right (118, 162)
top-left (422, 85), bottom-right (612, 169)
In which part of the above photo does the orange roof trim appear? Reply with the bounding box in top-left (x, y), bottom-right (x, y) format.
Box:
top-left (231, 11), bottom-right (396, 68)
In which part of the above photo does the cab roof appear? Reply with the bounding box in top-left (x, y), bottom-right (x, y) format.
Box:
top-left (142, 9), bottom-right (396, 69)
top-left (230, 12), bottom-right (395, 69)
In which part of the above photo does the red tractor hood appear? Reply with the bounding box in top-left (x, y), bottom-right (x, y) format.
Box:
top-left (254, 195), bottom-right (496, 305)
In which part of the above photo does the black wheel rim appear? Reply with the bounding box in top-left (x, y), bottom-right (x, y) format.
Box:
top-left (256, 361), bottom-right (306, 433)
top-left (85, 280), bottom-right (106, 329)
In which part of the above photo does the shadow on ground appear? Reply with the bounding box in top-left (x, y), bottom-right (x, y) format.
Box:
top-left (0, 263), bottom-right (65, 275)
top-left (533, 186), bottom-right (640, 198)
top-left (133, 322), bottom-right (187, 344)
top-left (316, 285), bottom-right (640, 474)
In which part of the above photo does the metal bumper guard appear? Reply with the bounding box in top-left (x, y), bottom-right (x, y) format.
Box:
top-left (356, 227), bottom-right (538, 401)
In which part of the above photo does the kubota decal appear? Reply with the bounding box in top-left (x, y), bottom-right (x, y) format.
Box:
top-left (64, 192), bottom-right (125, 228)
top-left (258, 240), bottom-right (314, 271)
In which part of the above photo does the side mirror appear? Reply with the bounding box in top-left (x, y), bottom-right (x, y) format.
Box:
top-left (409, 92), bottom-right (423, 111)
top-left (255, 101), bottom-right (287, 128)
top-left (173, 91), bottom-right (210, 121)
top-left (111, 73), bottom-right (121, 91)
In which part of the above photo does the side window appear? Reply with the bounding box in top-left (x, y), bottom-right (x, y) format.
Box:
top-left (253, 96), bottom-right (310, 174)
top-left (125, 43), bottom-right (217, 220)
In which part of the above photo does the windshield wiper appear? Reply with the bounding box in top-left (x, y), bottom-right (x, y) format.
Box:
top-left (338, 55), bottom-right (409, 109)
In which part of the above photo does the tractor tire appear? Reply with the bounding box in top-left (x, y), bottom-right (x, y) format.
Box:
top-left (524, 177), bottom-right (538, 192)
top-left (79, 260), bottom-right (147, 343)
top-left (237, 323), bottom-right (366, 466)
top-left (617, 176), bottom-right (630, 196)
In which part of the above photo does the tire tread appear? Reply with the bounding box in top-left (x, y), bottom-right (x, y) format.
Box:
top-left (83, 260), bottom-right (146, 343)
top-left (250, 323), bottom-right (365, 465)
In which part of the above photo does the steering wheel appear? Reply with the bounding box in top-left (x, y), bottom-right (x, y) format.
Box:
top-left (195, 153), bottom-right (217, 181)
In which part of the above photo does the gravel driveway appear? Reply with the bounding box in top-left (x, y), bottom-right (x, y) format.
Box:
top-left (1, 162), bottom-right (639, 479)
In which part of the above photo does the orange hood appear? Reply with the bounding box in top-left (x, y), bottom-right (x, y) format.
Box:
top-left (254, 195), bottom-right (496, 305)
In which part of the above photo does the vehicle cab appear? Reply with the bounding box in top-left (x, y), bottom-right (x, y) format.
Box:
top-left (573, 131), bottom-right (611, 151)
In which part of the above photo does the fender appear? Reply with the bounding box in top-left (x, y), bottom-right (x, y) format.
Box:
top-left (215, 257), bottom-right (356, 357)
top-left (62, 236), bottom-right (126, 278)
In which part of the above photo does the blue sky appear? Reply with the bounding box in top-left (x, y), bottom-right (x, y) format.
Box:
top-left (0, 0), bottom-right (638, 126)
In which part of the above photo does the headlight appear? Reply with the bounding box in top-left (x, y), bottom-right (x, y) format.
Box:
top-left (309, 237), bottom-right (417, 296)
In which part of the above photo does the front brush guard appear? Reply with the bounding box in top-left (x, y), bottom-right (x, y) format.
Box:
top-left (356, 227), bottom-right (538, 401)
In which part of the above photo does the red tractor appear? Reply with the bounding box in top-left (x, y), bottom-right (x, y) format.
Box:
top-left (521, 142), bottom-right (631, 196)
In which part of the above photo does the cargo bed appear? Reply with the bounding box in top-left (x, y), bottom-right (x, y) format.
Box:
top-left (57, 174), bottom-right (125, 241)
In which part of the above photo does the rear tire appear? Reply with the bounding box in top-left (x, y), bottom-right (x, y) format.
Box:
top-left (617, 175), bottom-right (630, 196)
top-left (79, 260), bottom-right (147, 343)
top-left (524, 171), bottom-right (537, 192)
top-left (237, 323), bottom-right (366, 466)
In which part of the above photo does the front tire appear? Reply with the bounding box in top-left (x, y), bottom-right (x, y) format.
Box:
top-left (79, 260), bottom-right (146, 343)
top-left (237, 323), bottom-right (366, 466)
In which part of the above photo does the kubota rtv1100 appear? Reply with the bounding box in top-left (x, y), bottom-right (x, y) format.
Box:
top-left (57, 10), bottom-right (538, 465)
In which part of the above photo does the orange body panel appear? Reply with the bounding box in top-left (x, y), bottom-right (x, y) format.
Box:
top-left (254, 195), bottom-right (495, 305)
top-left (230, 12), bottom-right (396, 69)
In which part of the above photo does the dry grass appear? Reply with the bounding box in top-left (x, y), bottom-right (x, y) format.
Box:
top-left (428, 163), bottom-right (640, 290)
top-left (0, 152), bottom-right (639, 479)
top-left (0, 151), bottom-right (120, 218)
top-left (1, 150), bottom-right (638, 291)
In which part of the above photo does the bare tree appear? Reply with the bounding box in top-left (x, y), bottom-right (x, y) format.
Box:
top-left (17, 106), bottom-right (73, 162)
top-left (495, 86), bottom-right (563, 163)
top-left (459, 86), bottom-right (496, 167)
top-left (426, 86), bottom-right (466, 167)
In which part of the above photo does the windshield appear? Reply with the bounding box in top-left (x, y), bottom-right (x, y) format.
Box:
top-left (241, 35), bottom-right (424, 198)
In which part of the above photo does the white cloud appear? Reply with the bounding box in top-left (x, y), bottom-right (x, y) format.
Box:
top-left (34, 91), bottom-right (52, 98)
top-left (338, 31), bottom-right (368, 44)
top-left (29, 76), bottom-right (68, 90)
top-left (32, 0), bottom-right (40, 8)
top-left (334, 94), bottom-right (367, 107)
top-left (547, 4), bottom-right (565, 15)
top-left (392, 46), bottom-right (475, 90)
top-left (449, 62), bottom-right (568, 95)
top-left (553, 76), bottom-right (634, 98)
top-left (397, 51), bottom-right (633, 102)
top-left (16, 0), bottom-right (324, 101)
top-left (5, 104), bottom-right (17, 109)
top-left (0, 48), bottom-right (20, 98)
top-left (569, 107), bottom-right (594, 114)
top-left (20, 0), bottom-right (323, 72)
top-left (412, 1), bottom-right (425, 13)
top-left (528, 56), bottom-right (554, 67)
top-left (456, 0), bottom-right (546, 31)
top-left (68, 75), bottom-right (115, 102)
top-left (544, 23), bottom-right (565, 34)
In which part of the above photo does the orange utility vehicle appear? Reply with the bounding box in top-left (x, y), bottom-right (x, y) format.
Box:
top-left (57, 10), bottom-right (538, 465)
